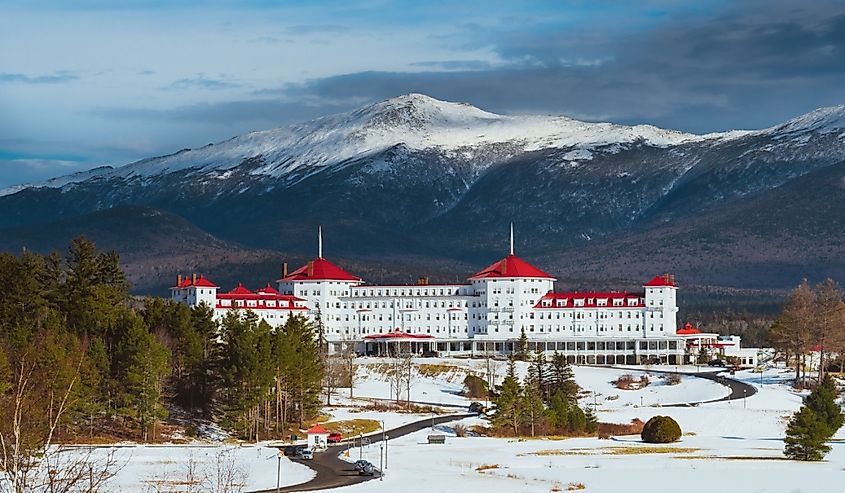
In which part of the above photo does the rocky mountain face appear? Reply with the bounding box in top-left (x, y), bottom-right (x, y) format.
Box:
top-left (1, 94), bottom-right (844, 294)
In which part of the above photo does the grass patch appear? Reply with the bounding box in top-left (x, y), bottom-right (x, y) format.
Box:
top-left (475, 464), bottom-right (500, 471)
top-left (605, 446), bottom-right (697, 455)
top-left (528, 446), bottom-right (697, 456)
top-left (321, 419), bottom-right (381, 436)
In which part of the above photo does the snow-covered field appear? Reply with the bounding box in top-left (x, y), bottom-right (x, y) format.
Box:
top-left (62, 444), bottom-right (313, 493)
top-left (332, 364), bottom-right (842, 493)
top-left (46, 362), bottom-right (840, 493)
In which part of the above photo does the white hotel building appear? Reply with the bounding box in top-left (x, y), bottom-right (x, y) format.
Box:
top-left (171, 229), bottom-right (688, 364)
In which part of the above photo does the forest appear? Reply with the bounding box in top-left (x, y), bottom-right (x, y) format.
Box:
top-left (0, 236), bottom-right (326, 486)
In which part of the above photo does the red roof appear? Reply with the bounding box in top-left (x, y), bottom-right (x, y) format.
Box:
top-left (279, 257), bottom-right (361, 282)
top-left (172, 275), bottom-right (219, 289)
top-left (306, 423), bottom-right (329, 435)
top-left (256, 284), bottom-right (281, 295)
top-left (644, 274), bottom-right (676, 287)
top-left (363, 329), bottom-right (435, 340)
top-left (469, 255), bottom-right (554, 280)
top-left (676, 322), bottom-right (702, 335)
top-left (535, 291), bottom-right (645, 309)
top-left (228, 283), bottom-right (254, 295)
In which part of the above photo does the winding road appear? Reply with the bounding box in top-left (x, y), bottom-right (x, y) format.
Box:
top-left (251, 368), bottom-right (756, 492)
top-left (251, 413), bottom-right (474, 493)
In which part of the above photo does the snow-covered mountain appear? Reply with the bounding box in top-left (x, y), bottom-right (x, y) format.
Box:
top-left (2, 94), bottom-right (845, 291)
top-left (1, 94), bottom-right (724, 196)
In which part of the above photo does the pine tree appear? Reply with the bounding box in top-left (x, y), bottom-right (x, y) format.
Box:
top-left (515, 328), bottom-right (529, 361)
top-left (804, 374), bottom-right (844, 436)
top-left (521, 372), bottom-right (546, 437)
top-left (584, 404), bottom-right (598, 434)
top-left (549, 352), bottom-right (578, 401)
top-left (784, 406), bottom-right (831, 461)
top-left (491, 357), bottom-right (523, 436)
top-left (531, 347), bottom-right (548, 401)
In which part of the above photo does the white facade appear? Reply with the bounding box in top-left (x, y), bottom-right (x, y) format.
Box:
top-left (170, 232), bottom-right (686, 363)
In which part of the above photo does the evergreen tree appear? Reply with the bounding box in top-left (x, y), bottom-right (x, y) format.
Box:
top-left (549, 352), bottom-right (578, 400)
top-left (491, 357), bottom-right (523, 435)
top-left (514, 328), bottom-right (529, 361)
top-left (784, 406), bottom-right (832, 461)
top-left (521, 371), bottom-right (546, 437)
top-left (584, 404), bottom-right (598, 434)
top-left (113, 313), bottom-right (169, 440)
top-left (530, 347), bottom-right (548, 401)
top-left (804, 374), bottom-right (844, 437)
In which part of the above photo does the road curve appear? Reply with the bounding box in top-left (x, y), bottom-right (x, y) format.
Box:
top-left (250, 413), bottom-right (474, 493)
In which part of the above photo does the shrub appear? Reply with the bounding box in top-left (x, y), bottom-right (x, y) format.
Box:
top-left (613, 374), bottom-right (650, 390)
top-left (660, 373), bottom-right (682, 386)
top-left (463, 374), bottom-right (488, 399)
top-left (597, 418), bottom-right (645, 437)
top-left (640, 416), bottom-right (682, 443)
top-left (453, 424), bottom-right (467, 437)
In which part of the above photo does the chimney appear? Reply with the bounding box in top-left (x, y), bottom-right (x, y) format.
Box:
top-left (670, 274), bottom-right (676, 286)
top-left (282, 262), bottom-right (288, 278)
top-left (192, 273), bottom-right (197, 284)
top-left (663, 272), bottom-right (670, 284)
top-left (307, 261), bottom-right (314, 277)
top-left (177, 274), bottom-right (182, 286)
top-left (417, 276), bottom-right (429, 285)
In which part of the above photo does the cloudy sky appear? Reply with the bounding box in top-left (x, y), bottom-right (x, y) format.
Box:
top-left (2, 0), bottom-right (845, 187)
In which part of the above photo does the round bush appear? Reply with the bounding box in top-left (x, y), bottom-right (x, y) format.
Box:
top-left (640, 415), bottom-right (682, 443)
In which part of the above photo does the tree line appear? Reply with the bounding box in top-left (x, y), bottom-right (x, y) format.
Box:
top-left (489, 350), bottom-right (596, 437)
top-left (0, 237), bottom-right (327, 488)
top-left (769, 278), bottom-right (845, 385)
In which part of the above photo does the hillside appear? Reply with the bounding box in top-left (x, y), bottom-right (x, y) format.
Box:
top-left (1, 94), bottom-right (844, 293)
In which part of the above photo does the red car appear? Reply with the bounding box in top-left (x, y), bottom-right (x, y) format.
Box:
top-left (327, 432), bottom-right (343, 444)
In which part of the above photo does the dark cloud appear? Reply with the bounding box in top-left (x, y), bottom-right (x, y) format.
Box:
top-left (279, 1), bottom-right (845, 132)
top-left (0, 71), bottom-right (78, 84)
top-left (91, 1), bottom-right (845, 134)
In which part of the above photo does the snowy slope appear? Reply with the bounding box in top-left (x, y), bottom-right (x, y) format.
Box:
top-left (0, 94), bottom-right (715, 196)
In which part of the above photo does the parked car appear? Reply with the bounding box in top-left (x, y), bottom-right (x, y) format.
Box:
top-left (359, 462), bottom-right (377, 476)
top-left (468, 401), bottom-right (486, 414)
top-left (353, 460), bottom-right (372, 472)
top-left (327, 432), bottom-right (343, 444)
top-left (708, 359), bottom-right (726, 367)
top-left (421, 350), bottom-right (439, 358)
top-left (296, 448), bottom-right (314, 460)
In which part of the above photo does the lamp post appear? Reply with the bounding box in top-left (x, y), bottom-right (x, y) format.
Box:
top-left (359, 433), bottom-right (363, 460)
top-left (381, 420), bottom-right (386, 470)
top-left (743, 388), bottom-right (747, 409)
top-left (276, 451), bottom-right (282, 493)
top-left (380, 442), bottom-right (384, 481)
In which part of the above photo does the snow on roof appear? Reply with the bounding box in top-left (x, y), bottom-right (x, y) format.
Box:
top-left (469, 254), bottom-right (555, 280)
top-left (279, 257), bottom-right (361, 282)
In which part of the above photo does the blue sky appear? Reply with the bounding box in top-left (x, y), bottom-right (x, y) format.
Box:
top-left (2, 0), bottom-right (845, 187)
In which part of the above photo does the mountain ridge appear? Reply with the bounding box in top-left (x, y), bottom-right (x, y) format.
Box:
top-left (1, 94), bottom-right (844, 293)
